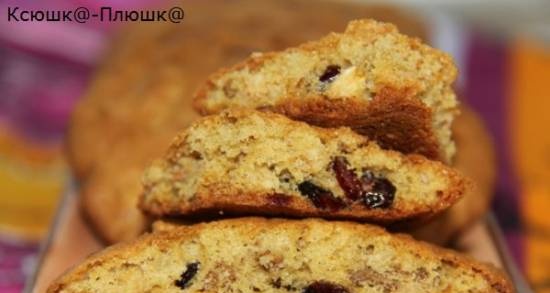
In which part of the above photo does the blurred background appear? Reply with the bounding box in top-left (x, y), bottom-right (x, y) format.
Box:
top-left (0, 0), bottom-right (549, 292)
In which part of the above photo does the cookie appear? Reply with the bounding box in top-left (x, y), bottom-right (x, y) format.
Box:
top-left (140, 109), bottom-right (466, 223)
top-left (67, 0), bottom-right (429, 243)
top-left (47, 218), bottom-right (513, 293)
top-left (194, 19), bottom-right (458, 163)
top-left (81, 159), bottom-right (150, 243)
top-left (78, 127), bottom-right (185, 242)
top-left (410, 104), bottom-right (496, 244)
top-left (67, 0), bottom-right (428, 180)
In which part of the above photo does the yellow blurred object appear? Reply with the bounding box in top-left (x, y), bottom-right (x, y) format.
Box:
top-left (0, 126), bottom-right (66, 241)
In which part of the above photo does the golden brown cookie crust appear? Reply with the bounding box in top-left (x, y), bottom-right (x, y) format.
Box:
top-left (272, 87), bottom-right (440, 160)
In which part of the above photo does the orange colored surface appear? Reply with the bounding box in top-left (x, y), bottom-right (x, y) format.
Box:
top-left (510, 39), bottom-right (550, 293)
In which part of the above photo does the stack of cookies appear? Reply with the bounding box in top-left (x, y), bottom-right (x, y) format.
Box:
top-left (70, 0), bottom-right (438, 244)
top-left (49, 19), bottom-right (513, 292)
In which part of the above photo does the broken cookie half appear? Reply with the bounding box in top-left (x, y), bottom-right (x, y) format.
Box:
top-left (194, 19), bottom-right (459, 163)
top-left (140, 109), bottom-right (466, 223)
top-left (48, 218), bottom-right (513, 293)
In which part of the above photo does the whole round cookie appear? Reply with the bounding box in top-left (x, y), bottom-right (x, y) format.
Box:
top-left (410, 104), bottom-right (496, 245)
top-left (69, 0), bottom-right (429, 243)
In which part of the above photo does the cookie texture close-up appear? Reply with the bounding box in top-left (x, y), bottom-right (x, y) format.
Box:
top-left (410, 104), bottom-right (497, 244)
top-left (67, 0), bottom-right (429, 243)
top-left (194, 19), bottom-right (458, 163)
top-left (47, 218), bottom-right (513, 293)
top-left (140, 109), bottom-right (466, 223)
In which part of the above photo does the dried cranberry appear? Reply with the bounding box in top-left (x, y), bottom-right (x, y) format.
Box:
top-left (174, 262), bottom-right (200, 289)
top-left (306, 157), bottom-right (397, 210)
top-left (331, 159), bottom-right (396, 209)
top-left (332, 156), bottom-right (363, 200)
top-left (298, 181), bottom-right (345, 211)
top-left (319, 65), bottom-right (341, 83)
top-left (303, 281), bottom-right (350, 293)
top-left (362, 178), bottom-right (396, 208)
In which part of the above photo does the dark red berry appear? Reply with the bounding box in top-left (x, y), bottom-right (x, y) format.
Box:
top-left (298, 181), bottom-right (345, 211)
top-left (319, 65), bottom-right (341, 82)
top-left (174, 262), bottom-right (200, 289)
top-left (303, 281), bottom-right (350, 293)
top-left (332, 156), bottom-right (363, 200)
top-left (330, 158), bottom-right (397, 209)
top-left (362, 178), bottom-right (396, 208)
